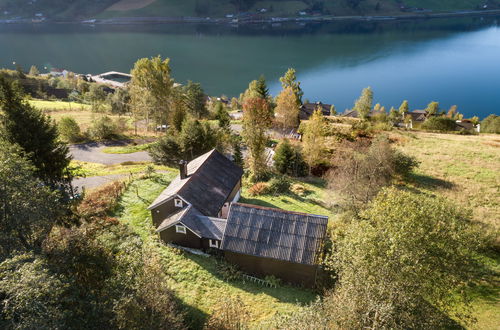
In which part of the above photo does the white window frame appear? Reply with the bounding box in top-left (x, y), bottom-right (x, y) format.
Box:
top-left (209, 239), bottom-right (219, 248)
top-left (175, 225), bottom-right (186, 234)
top-left (174, 198), bottom-right (183, 208)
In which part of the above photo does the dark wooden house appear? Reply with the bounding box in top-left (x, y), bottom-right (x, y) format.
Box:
top-left (300, 102), bottom-right (331, 120)
top-left (148, 150), bottom-right (329, 286)
top-left (148, 149), bottom-right (243, 249)
top-left (222, 203), bottom-right (329, 287)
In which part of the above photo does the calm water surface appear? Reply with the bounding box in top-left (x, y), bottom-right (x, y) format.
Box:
top-left (0, 17), bottom-right (499, 118)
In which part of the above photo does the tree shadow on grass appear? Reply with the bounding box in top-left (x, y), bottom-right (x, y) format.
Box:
top-left (184, 252), bottom-right (317, 307)
top-left (409, 173), bottom-right (455, 190)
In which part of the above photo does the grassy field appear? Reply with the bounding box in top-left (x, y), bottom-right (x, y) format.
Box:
top-left (394, 131), bottom-right (500, 329)
top-left (102, 142), bottom-right (153, 154)
top-left (71, 160), bottom-right (170, 177)
top-left (29, 99), bottom-right (92, 111)
top-left (113, 174), bottom-right (317, 328)
top-left (240, 177), bottom-right (336, 220)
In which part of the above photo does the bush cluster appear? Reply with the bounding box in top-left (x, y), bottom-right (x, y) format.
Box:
top-left (421, 116), bottom-right (456, 131)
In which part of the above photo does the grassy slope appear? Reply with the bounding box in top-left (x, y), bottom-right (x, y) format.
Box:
top-left (113, 173), bottom-right (316, 328)
top-left (29, 99), bottom-right (92, 111)
top-left (394, 131), bottom-right (499, 330)
top-left (71, 160), bottom-right (170, 177)
top-left (98, 0), bottom-right (496, 18)
top-left (240, 177), bottom-right (336, 220)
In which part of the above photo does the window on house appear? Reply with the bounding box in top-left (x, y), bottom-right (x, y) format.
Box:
top-left (175, 225), bottom-right (186, 234)
top-left (209, 239), bottom-right (219, 248)
top-left (174, 198), bottom-right (183, 208)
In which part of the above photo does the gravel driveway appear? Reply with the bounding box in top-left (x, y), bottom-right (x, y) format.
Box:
top-left (70, 141), bottom-right (152, 165)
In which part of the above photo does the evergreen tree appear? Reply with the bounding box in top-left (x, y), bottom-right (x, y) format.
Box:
top-left (0, 77), bottom-right (71, 188)
top-left (232, 137), bottom-right (243, 168)
top-left (183, 81), bottom-right (208, 118)
top-left (109, 87), bottom-right (130, 116)
top-left (215, 101), bottom-right (231, 130)
top-left (178, 118), bottom-right (217, 160)
top-left (169, 89), bottom-right (187, 132)
top-left (0, 140), bottom-right (61, 256)
top-left (255, 75), bottom-right (270, 100)
top-left (352, 87), bottom-right (373, 121)
top-left (273, 139), bottom-right (306, 176)
top-left (274, 139), bottom-right (294, 174)
top-left (279, 68), bottom-right (303, 105)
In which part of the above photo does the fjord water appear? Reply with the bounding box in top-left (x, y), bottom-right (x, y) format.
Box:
top-left (0, 17), bottom-right (499, 117)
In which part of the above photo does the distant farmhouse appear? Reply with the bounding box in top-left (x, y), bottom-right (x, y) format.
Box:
top-left (148, 149), bottom-right (328, 286)
top-left (300, 102), bottom-right (331, 120)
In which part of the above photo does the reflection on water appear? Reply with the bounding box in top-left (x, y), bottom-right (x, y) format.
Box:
top-left (0, 16), bottom-right (499, 117)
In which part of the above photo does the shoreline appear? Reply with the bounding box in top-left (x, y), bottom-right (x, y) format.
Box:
top-left (1, 9), bottom-right (500, 26)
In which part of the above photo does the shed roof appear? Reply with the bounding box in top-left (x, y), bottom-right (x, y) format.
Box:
top-left (221, 203), bottom-right (328, 265)
top-left (148, 149), bottom-right (243, 217)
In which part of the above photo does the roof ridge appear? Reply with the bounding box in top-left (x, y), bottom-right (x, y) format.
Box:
top-left (177, 149), bottom-right (217, 199)
top-left (233, 202), bottom-right (329, 219)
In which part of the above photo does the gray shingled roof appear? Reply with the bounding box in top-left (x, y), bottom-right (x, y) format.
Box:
top-left (221, 203), bottom-right (329, 265)
top-left (156, 206), bottom-right (192, 233)
top-left (155, 205), bottom-right (227, 240)
top-left (148, 149), bottom-right (243, 217)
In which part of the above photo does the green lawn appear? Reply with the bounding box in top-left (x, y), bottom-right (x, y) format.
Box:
top-left (29, 99), bottom-right (92, 111)
top-left (71, 160), bottom-right (172, 177)
top-left (113, 174), bottom-right (317, 328)
top-left (240, 177), bottom-right (336, 221)
top-left (102, 143), bottom-right (153, 154)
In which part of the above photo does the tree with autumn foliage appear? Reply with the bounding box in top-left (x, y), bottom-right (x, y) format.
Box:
top-left (274, 86), bottom-right (300, 129)
top-left (242, 97), bottom-right (273, 181)
top-left (301, 109), bottom-right (327, 173)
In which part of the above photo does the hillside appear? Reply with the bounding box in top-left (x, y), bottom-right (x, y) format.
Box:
top-left (1, 0), bottom-right (499, 20)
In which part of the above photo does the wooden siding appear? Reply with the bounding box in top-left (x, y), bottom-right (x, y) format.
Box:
top-left (151, 197), bottom-right (184, 228)
top-left (159, 225), bottom-right (201, 249)
top-left (224, 251), bottom-right (318, 287)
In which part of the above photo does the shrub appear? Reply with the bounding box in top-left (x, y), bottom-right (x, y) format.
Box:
top-left (267, 176), bottom-right (291, 195)
top-left (204, 295), bottom-right (249, 330)
top-left (87, 116), bottom-right (118, 140)
top-left (248, 182), bottom-right (269, 196)
top-left (58, 116), bottom-right (82, 143)
top-left (392, 151), bottom-right (420, 178)
top-left (290, 183), bottom-right (310, 197)
top-left (273, 139), bottom-right (308, 177)
top-left (481, 114), bottom-right (500, 134)
top-left (264, 275), bottom-right (281, 287)
top-left (215, 259), bottom-right (242, 282)
top-left (421, 116), bottom-right (456, 132)
top-left (77, 181), bottom-right (126, 220)
top-left (113, 117), bottom-right (129, 133)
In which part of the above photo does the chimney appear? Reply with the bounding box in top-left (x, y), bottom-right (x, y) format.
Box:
top-left (179, 160), bottom-right (188, 180)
